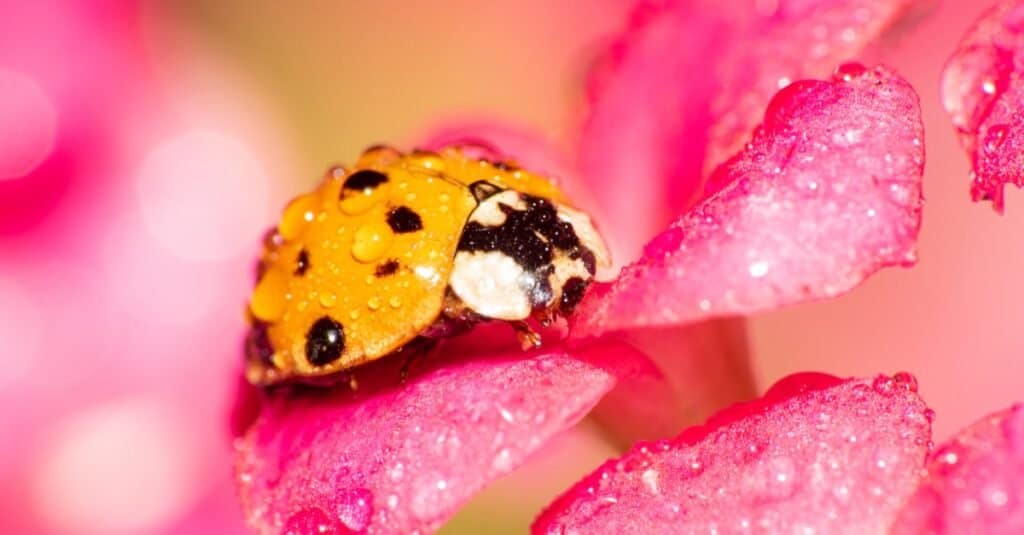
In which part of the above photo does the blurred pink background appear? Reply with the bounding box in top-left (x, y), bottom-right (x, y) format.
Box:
top-left (0, 1), bottom-right (1020, 533)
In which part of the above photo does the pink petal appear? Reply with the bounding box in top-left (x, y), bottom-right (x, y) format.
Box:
top-left (941, 0), bottom-right (1024, 211)
top-left (572, 65), bottom-right (924, 338)
top-left (892, 403), bottom-right (1024, 534)
top-left (586, 319), bottom-right (755, 446)
top-left (533, 372), bottom-right (933, 534)
top-left (235, 340), bottom-right (651, 534)
top-left (579, 0), bottom-right (919, 261)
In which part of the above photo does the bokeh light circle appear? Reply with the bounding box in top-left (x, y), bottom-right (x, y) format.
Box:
top-left (32, 399), bottom-right (203, 535)
top-left (137, 130), bottom-right (270, 262)
top-left (0, 68), bottom-right (58, 180)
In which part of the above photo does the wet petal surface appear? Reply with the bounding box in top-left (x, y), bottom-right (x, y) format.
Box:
top-left (534, 373), bottom-right (932, 534)
top-left (235, 340), bottom-right (649, 534)
top-left (941, 0), bottom-right (1024, 210)
top-left (893, 403), bottom-right (1024, 534)
top-left (573, 66), bottom-right (924, 338)
top-left (579, 0), bottom-right (919, 261)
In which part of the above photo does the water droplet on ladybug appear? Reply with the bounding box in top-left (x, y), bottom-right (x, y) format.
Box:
top-left (319, 291), bottom-right (338, 308)
top-left (279, 194), bottom-right (320, 240)
top-left (351, 221), bottom-right (394, 262)
top-left (250, 267), bottom-right (289, 322)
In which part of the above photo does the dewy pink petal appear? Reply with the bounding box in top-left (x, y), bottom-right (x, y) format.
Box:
top-left (579, 0), bottom-right (919, 261)
top-left (705, 0), bottom-right (922, 176)
top-left (533, 373), bottom-right (932, 534)
top-left (572, 65), bottom-right (924, 338)
top-left (235, 341), bottom-right (651, 534)
top-left (941, 0), bottom-right (1024, 211)
top-left (892, 404), bottom-right (1024, 534)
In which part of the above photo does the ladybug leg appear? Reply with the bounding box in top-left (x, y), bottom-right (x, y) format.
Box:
top-left (511, 321), bottom-right (542, 351)
top-left (397, 336), bottom-right (440, 382)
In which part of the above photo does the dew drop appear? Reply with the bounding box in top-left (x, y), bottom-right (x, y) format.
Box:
top-left (892, 371), bottom-right (918, 393)
top-left (983, 124), bottom-right (1010, 153)
top-left (282, 507), bottom-right (346, 535)
top-left (335, 488), bottom-right (373, 532)
top-left (351, 222), bottom-right (394, 263)
top-left (250, 267), bottom-right (289, 322)
top-left (834, 62), bottom-right (867, 82)
top-left (388, 296), bottom-right (402, 309)
top-left (340, 188), bottom-right (383, 216)
top-left (319, 292), bottom-right (338, 308)
top-left (411, 151), bottom-right (446, 170)
top-left (871, 375), bottom-right (896, 396)
top-left (279, 194), bottom-right (320, 241)
top-left (367, 297), bottom-right (381, 311)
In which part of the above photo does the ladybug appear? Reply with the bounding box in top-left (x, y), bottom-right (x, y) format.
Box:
top-left (244, 145), bottom-right (609, 385)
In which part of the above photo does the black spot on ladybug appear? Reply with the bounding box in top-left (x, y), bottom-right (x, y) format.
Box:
top-left (560, 277), bottom-right (589, 315)
top-left (375, 259), bottom-right (400, 277)
top-left (245, 321), bottom-right (275, 366)
top-left (458, 195), bottom-right (581, 270)
top-left (469, 180), bottom-right (503, 202)
top-left (305, 316), bottom-right (346, 366)
top-left (343, 169), bottom-right (388, 192)
top-left (295, 249), bottom-right (310, 276)
top-left (571, 249), bottom-right (597, 276)
top-left (387, 206), bottom-right (423, 233)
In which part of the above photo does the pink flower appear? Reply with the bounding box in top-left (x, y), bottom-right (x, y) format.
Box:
top-left (537, 372), bottom-right (1024, 534)
top-left (942, 0), bottom-right (1024, 211)
top-left (232, 1), bottom-right (943, 533)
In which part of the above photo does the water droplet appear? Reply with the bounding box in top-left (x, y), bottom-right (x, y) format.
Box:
top-left (351, 222), bottom-right (394, 263)
top-left (983, 124), bottom-right (1010, 153)
top-left (410, 151), bottom-right (446, 170)
top-left (335, 488), bottom-right (373, 532)
top-left (834, 62), bottom-right (867, 82)
top-left (872, 375), bottom-right (895, 396)
top-left (356, 145), bottom-right (402, 167)
top-left (388, 296), bottom-right (402, 309)
top-left (279, 194), bottom-right (320, 241)
top-left (367, 297), bottom-right (381, 311)
top-left (319, 292), bottom-right (338, 308)
top-left (283, 507), bottom-right (345, 535)
top-left (349, 310), bottom-right (360, 321)
top-left (250, 267), bottom-right (289, 322)
top-left (892, 371), bottom-right (919, 392)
